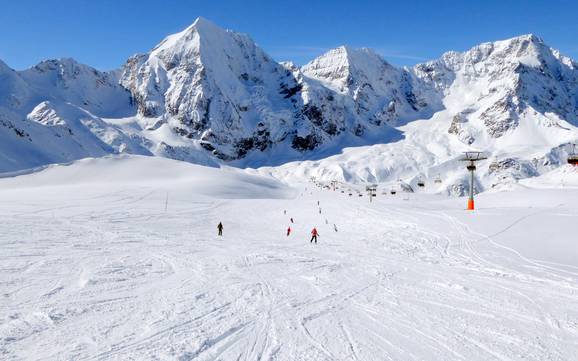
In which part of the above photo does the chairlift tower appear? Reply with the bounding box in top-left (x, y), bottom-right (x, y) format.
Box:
top-left (366, 184), bottom-right (377, 202)
top-left (460, 151), bottom-right (487, 210)
top-left (330, 180), bottom-right (338, 191)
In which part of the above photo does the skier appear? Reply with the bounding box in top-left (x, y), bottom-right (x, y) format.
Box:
top-left (284, 209), bottom-right (287, 215)
top-left (290, 217), bottom-right (294, 223)
top-left (310, 227), bottom-right (319, 243)
top-left (217, 222), bottom-right (223, 236)
top-left (287, 226), bottom-right (291, 236)
top-left (334, 224), bottom-right (338, 232)
top-left (319, 208), bottom-right (322, 214)
top-left (317, 200), bottom-right (320, 206)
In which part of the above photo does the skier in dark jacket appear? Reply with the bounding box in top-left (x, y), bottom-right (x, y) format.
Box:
top-left (217, 222), bottom-right (223, 236)
top-left (310, 227), bottom-right (319, 243)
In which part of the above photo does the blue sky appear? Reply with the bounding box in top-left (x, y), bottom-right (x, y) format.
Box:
top-left (1, 0), bottom-right (577, 70)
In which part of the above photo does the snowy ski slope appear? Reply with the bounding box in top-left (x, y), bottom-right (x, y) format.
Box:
top-left (1, 156), bottom-right (578, 360)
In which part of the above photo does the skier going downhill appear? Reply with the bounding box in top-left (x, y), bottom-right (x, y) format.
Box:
top-left (287, 226), bottom-right (291, 236)
top-left (217, 222), bottom-right (223, 236)
top-left (310, 227), bottom-right (319, 243)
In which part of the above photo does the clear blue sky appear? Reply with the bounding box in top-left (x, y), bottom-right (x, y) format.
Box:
top-left (1, 0), bottom-right (577, 70)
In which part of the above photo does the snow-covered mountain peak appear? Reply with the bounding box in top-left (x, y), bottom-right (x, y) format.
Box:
top-left (413, 33), bottom-right (578, 107)
top-left (2, 21), bottom-right (577, 195)
top-left (22, 58), bottom-right (121, 87)
top-left (410, 33), bottom-right (578, 155)
top-left (300, 45), bottom-right (431, 128)
top-left (425, 34), bottom-right (554, 79)
top-left (310, 45), bottom-right (385, 65)
top-left (16, 58), bottom-right (133, 118)
top-left (29, 57), bottom-right (82, 71)
top-left (149, 17), bottom-right (270, 71)
top-left (474, 34), bottom-right (548, 67)
top-left (150, 17), bottom-right (226, 60)
top-left (121, 18), bottom-right (302, 160)
top-left (188, 16), bottom-right (232, 37)
top-left (302, 46), bottom-right (395, 93)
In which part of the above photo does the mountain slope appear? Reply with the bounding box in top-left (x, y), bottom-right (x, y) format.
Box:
top-left (0, 58), bottom-right (145, 172)
top-left (120, 18), bottom-right (410, 162)
top-left (121, 17), bottom-right (304, 160)
top-left (302, 46), bottom-right (435, 126)
top-left (0, 19), bottom-right (577, 194)
top-left (414, 34), bottom-right (578, 142)
top-left (263, 35), bottom-right (578, 193)
top-left (2, 155), bottom-right (578, 359)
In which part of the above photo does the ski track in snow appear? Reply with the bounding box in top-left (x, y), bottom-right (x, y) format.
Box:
top-left (1, 180), bottom-right (578, 360)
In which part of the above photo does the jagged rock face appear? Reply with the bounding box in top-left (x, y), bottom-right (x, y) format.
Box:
top-left (302, 46), bottom-right (430, 127)
top-left (479, 92), bottom-right (521, 138)
top-left (27, 101), bottom-right (68, 127)
top-left (119, 22), bottom-right (578, 163)
top-left (414, 35), bottom-right (578, 140)
top-left (448, 109), bottom-right (475, 144)
top-left (121, 20), bottom-right (425, 160)
top-left (487, 157), bottom-right (541, 188)
top-left (121, 18), bottom-right (308, 159)
top-left (514, 50), bottom-right (578, 126)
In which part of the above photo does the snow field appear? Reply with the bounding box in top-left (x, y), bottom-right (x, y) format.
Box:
top-left (1, 156), bottom-right (578, 360)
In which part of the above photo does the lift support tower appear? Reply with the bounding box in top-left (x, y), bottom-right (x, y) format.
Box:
top-left (366, 184), bottom-right (377, 202)
top-left (460, 151), bottom-right (487, 210)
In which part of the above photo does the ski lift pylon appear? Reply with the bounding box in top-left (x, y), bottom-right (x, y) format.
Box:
top-left (459, 151), bottom-right (488, 210)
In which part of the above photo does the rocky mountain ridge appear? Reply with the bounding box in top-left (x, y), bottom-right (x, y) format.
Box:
top-left (1, 18), bottom-right (577, 192)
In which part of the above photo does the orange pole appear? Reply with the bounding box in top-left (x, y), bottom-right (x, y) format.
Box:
top-left (468, 165), bottom-right (475, 211)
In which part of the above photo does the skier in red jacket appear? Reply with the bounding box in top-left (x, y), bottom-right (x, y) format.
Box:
top-left (287, 226), bottom-right (291, 236)
top-left (310, 227), bottom-right (319, 243)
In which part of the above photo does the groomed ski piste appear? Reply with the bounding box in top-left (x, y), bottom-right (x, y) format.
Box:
top-left (1, 155), bottom-right (578, 360)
